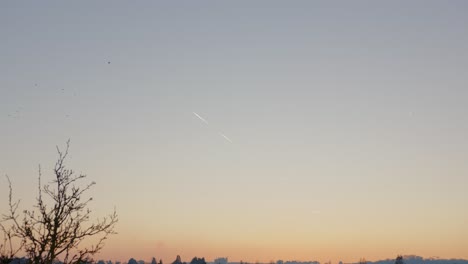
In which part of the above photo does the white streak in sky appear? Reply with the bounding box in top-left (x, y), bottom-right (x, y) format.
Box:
top-left (193, 111), bottom-right (234, 143)
top-left (220, 133), bottom-right (233, 143)
top-left (193, 112), bottom-right (209, 125)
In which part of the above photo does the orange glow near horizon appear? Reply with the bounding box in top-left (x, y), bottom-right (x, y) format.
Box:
top-left (2, 2), bottom-right (468, 264)
top-left (95, 235), bottom-right (468, 264)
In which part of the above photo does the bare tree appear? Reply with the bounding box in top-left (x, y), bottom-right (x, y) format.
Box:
top-left (1, 202), bottom-right (23, 264)
top-left (1, 141), bottom-right (118, 264)
top-left (0, 224), bottom-right (15, 264)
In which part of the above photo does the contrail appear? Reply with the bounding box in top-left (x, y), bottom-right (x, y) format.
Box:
top-left (219, 133), bottom-right (233, 143)
top-left (193, 112), bottom-right (209, 125)
top-left (193, 111), bottom-right (233, 143)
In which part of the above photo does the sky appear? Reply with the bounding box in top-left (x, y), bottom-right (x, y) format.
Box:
top-left (1, 1), bottom-right (468, 263)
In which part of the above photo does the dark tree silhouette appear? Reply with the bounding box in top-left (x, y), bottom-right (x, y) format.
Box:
top-left (0, 222), bottom-right (16, 263)
top-left (172, 256), bottom-right (183, 264)
top-left (395, 256), bottom-right (404, 264)
top-left (0, 219), bottom-right (22, 264)
top-left (1, 141), bottom-right (118, 264)
top-left (190, 258), bottom-right (206, 264)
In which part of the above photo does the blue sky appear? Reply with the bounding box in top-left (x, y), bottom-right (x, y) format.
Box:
top-left (1, 1), bottom-right (468, 263)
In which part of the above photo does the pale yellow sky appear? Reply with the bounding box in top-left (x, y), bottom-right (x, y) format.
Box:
top-left (1, 1), bottom-right (468, 263)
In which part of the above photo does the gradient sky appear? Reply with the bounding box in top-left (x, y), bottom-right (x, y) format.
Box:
top-left (1, 1), bottom-right (468, 263)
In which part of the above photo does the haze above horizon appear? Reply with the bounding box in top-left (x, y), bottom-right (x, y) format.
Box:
top-left (1, 1), bottom-right (467, 263)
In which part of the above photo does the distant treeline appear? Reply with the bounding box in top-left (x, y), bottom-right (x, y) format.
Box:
top-left (4, 255), bottom-right (468, 264)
